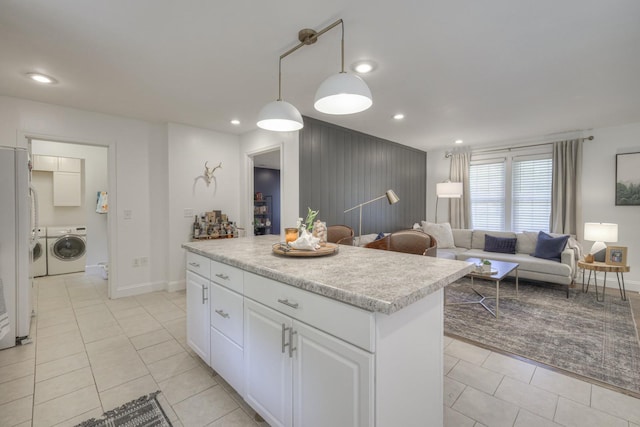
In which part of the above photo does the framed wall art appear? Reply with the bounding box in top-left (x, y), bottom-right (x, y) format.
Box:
top-left (605, 245), bottom-right (627, 266)
top-left (616, 152), bottom-right (640, 206)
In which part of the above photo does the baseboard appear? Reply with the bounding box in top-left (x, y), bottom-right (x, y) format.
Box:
top-left (113, 281), bottom-right (167, 298)
top-left (167, 279), bottom-right (185, 292)
top-left (597, 277), bottom-right (639, 293)
top-left (84, 264), bottom-right (103, 277)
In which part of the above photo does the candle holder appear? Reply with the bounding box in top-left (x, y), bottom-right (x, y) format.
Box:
top-left (285, 228), bottom-right (299, 243)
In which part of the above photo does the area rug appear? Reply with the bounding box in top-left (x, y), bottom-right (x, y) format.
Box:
top-left (444, 278), bottom-right (640, 396)
top-left (75, 391), bottom-right (172, 427)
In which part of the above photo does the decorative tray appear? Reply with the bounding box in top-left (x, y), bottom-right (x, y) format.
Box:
top-left (471, 268), bottom-right (499, 275)
top-left (272, 242), bottom-right (339, 257)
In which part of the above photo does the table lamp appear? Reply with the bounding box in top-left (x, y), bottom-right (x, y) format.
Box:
top-left (584, 222), bottom-right (618, 262)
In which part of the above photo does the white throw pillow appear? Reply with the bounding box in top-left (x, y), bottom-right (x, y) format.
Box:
top-left (421, 221), bottom-right (456, 249)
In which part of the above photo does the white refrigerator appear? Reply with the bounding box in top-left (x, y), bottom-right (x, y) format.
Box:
top-left (0, 146), bottom-right (32, 350)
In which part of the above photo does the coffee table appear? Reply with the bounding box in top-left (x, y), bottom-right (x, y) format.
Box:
top-left (447, 258), bottom-right (519, 319)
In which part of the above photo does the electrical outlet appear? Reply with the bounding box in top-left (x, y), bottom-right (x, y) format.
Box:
top-left (140, 257), bottom-right (148, 267)
top-left (132, 258), bottom-right (139, 267)
top-left (184, 208), bottom-right (194, 218)
top-left (124, 209), bottom-right (133, 220)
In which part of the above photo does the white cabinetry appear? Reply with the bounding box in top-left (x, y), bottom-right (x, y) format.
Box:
top-left (244, 273), bottom-right (374, 427)
top-left (53, 171), bottom-right (82, 206)
top-left (33, 155), bottom-right (83, 207)
top-left (186, 271), bottom-right (210, 363)
top-left (244, 299), bottom-right (293, 427)
top-left (57, 157), bottom-right (81, 172)
top-left (186, 253), bottom-right (211, 364)
top-left (209, 260), bottom-right (244, 395)
top-left (32, 155), bottom-right (81, 172)
top-left (32, 155), bottom-right (58, 171)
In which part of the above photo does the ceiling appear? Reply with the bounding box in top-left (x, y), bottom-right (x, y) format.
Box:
top-left (2, 1), bottom-right (639, 152)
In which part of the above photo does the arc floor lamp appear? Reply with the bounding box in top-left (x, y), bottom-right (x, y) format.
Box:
top-left (344, 190), bottom-right (399, 245)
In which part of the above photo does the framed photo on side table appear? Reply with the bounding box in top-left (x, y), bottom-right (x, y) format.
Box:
top-left (605, 246), bottom-right (627, 266)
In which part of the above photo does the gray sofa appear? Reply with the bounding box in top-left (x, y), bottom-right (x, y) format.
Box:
top-left (436, 229), bottom-right (576, 291)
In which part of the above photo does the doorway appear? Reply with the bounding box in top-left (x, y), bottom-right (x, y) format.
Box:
top-left (251, 149), bottom-right (281, 236)
top-left (29, 138), bottom-right (109, 284)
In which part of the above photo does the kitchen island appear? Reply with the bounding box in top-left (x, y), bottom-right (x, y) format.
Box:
top-left (182, 235), bottom-right (473, 427)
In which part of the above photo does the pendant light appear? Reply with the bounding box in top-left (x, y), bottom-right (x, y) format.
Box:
top-left (257, 19), bottom-right (372, 131)
top-left (314, 22), bottom-right (372, 115)
top-left (256, 49), bottom-right (304, 131)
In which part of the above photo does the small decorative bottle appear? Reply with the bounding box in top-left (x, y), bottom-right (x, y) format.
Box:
top-left (193, 215), bottom-right (200, 238)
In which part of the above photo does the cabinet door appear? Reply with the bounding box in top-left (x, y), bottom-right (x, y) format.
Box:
top-left (57, 157), bottom-right (81, 172)
top-left (32, 155), bottom-right (58, 171)
top-left (186, 271), bottom-right (210, 364)
top-left (53, 171), bottom-right (81, 206)
top-left (244, 299), bottom-right (292, 427)
top-left (293, 321), bottom-right (374, 427)
top-left (210, 326), bottom-right (243, 396)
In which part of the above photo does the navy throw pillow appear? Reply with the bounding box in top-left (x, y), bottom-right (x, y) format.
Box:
top-left (374, 232), bottom-right (385, 241)
top-left (484, 234), bottom-right (517, 254)
top-left (532, 231), bottom-right (569, 262)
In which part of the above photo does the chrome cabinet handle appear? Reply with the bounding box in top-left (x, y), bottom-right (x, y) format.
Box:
top-left (189, 262), bottom-right (200, 268)
top-left (289, 328), bottom-right (297, 358)
top-left (201, 285), bottom-right (208, 304)
top-left (277, 298), bottom-right (299, 309)
top-left (215, 309), bottom-right (229, 319)
top-left (215, 273), bottom-right (229, 280)
top-left (281, 323), bottom-right (290, 354)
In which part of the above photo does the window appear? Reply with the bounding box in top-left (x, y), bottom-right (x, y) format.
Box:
top-left (512, 157), bottom-right (552, 232)
top-left (470, 161), bottom-right (505, 231)
top-left (469, 147), bottom-right (552, 232)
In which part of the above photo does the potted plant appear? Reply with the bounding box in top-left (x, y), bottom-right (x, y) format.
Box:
top-left (481, 259), bottom-right (492, 273)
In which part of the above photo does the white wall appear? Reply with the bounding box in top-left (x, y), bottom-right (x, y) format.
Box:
top-left (240, 129), bottom-right (299, 236)
top-left (31, 140), bottom-right (109, 268)
top-left (167, 123), bottom-right (241, 289)
top-left (0, 95), bottom-right (164, 298)
top-left (583, 123), bottom-right (640, 290)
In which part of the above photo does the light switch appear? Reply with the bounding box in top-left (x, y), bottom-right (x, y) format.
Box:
top-left (184, 208), bottom-right (194, 218)
top-left (123, 209), bottom-right (132, 220)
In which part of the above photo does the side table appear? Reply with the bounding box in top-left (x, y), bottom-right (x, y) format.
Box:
top-left (577, 260), bottom-right (630, 302)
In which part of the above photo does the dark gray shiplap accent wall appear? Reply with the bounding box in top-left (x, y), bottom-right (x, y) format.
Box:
top-left (299, 117), bottom-right (426, 235)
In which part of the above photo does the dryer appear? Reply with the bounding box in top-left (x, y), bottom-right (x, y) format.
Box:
top-left (31, 226), bottom-right (47, 277)
top-left (47, 226), bottom-right (87, 275)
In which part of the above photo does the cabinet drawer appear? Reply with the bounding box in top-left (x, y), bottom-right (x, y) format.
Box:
top-left (211, 260), bottom-right (243, 293)
top-left (210, 282), bottom-right (243, 346)
top-left (186, 252), bottom-right (210, 279)
top-left (210, 326), bottom-right (244, 397)
top-left (244, 272), bottom-right (375, 352)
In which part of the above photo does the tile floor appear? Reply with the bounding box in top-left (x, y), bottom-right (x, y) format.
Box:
top-left (0, 273), bottom-right (637, 426)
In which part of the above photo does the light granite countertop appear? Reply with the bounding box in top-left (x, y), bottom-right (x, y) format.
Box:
top-left (182, 235), bottom-right (474, 315)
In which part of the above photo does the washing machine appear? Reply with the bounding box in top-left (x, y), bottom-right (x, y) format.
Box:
top-left (47, 226), bottom-right (87, 275)
top-left (31, 226), bottom-right (47, 277)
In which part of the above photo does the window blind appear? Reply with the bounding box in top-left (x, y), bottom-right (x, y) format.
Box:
top-left (470, 161), bottom-right (505, 231)
top-left (512, 158), bottom-right (552, 232)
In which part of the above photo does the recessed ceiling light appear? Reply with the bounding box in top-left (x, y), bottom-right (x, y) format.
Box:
top-left (455, 139), bottom-right (463, 144)
top-left (352, 61), bottom-right (376, 74)
top-left (25, 72), bottom-right (57, 84)
top-left (230, 119), bottom-right (240, 125)
top-left (393, 113), bottom-right (405, 120)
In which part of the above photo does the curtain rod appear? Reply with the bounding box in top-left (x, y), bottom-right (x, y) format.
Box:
top-left (445, 135), bottom-right (594, 158)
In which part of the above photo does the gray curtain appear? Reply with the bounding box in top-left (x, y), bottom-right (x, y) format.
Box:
top-left (551, 139), bottom-right (583, 239)
top-left (449, 152), bottom-right (471, 229)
